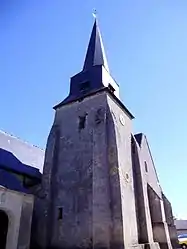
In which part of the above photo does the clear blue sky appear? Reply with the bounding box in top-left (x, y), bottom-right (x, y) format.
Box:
top-left (0, 0), bottom-right (187, 219)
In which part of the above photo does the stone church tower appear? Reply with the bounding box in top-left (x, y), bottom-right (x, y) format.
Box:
top-left (40, 19), bottom-right (139, 249)
top-left (35, 20), bottom-right (176, 249)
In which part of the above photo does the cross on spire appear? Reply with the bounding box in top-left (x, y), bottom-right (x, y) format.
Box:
top-left (92, 9), bottom-right (97, 20)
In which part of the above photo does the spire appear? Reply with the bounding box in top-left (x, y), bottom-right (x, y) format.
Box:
top-left (83, 19), bottom-right (110, 73)
top-left (54, 17), bottom-right (124, 110)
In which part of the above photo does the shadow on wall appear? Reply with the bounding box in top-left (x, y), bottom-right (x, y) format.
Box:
top-left (0, 210), bottom-right (8, 249)
top-left (131, 137), bottom-right (150, 244)
top-left (106, 109), bottom-right (124, 249)
top-left (147, 185), bottom-right (169, 249)
top-left (30, 103), bottom-right (126, 249)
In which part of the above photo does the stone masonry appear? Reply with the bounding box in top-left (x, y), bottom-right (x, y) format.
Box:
top-left (31, 20), bottom-right (178, 249)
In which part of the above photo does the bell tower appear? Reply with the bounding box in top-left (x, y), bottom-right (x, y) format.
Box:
top-left (39, 19), bottom-right (140, 249)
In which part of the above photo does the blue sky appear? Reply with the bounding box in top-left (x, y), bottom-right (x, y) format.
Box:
top-left (0, 0), bottom-right (187, 219)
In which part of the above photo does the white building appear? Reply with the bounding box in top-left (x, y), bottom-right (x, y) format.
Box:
top-left (175, 220), bottom-right (187, 235)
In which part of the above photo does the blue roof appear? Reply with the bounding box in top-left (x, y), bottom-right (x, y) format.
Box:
top-left (0, 130), bottom-right (44, 172)
top-left (0, 148), bottom-right (41, 179)
top-left (0, 169), bottom-right (28, 193)
top-left (134, 133), bottom-right (143, 146)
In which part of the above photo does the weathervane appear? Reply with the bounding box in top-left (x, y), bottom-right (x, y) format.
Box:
top-left (92, 9), bottom-right (97, 20)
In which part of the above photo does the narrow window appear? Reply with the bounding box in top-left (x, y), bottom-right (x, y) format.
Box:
top-left (58, 207), bottom-right (63, 220)
top-left (144, 161), bottom-right (148, 173)
top-left (125, 173), bottom-right (129, 181)
top-left (79, 115), bottom-right (87, 130)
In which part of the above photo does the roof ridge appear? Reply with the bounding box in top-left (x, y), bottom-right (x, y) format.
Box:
top-left (0, 129), bottom-right (44, 151)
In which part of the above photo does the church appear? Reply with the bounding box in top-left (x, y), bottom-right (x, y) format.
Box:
top-left (0, 20), bottom-right (178, 249)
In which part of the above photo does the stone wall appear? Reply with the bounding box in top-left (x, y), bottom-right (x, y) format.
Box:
top-left (39, 91), bottom-right (140, 249)
top-left (162, 194), bottom-right (178, 248)
top-left (0, 187), bottom-right (34, 249)
top-left (107, 95), bottom-right (138, 248)
top-left (131, 136), bottom-right (154, 244)
top-left (132, 134), bottom-right (177, 249)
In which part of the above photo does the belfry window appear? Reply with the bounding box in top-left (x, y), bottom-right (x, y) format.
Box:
top-left (79, 81), bottom-right (90, 93)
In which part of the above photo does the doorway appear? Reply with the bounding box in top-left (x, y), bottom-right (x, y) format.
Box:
top-left (0, 210), bottom-right (8, 249)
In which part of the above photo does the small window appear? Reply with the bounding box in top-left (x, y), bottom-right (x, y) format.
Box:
top-left (125, 173), bottom-right (129, 181)
top-left (58, 207), bottom-right (63, 220)
top-left (79, 115), bottom-right (87, 130)
top-left (144, 161), bottom-right (148, 173)
top-left (108, 83), bottom-right (115, 93)
top-left (79, 81), bottom-right (90, 92)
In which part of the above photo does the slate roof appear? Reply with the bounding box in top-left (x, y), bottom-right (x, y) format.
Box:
top-left (0, 148), bottom-right (41, 178)
top-left (0, 130), bottom-right (44, 173)
top-left (134, 133), bottom-right (143, 146)
top-left (0, 168), bottom-right (29, 193)
top-left (83, 19), bottom-right (110, 72)
top-left (175, 220), bottom-right (187, 230)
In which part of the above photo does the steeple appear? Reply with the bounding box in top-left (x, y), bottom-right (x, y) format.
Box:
top-left (83, 20), bottom-right (110, 73)
top-left (54, 19), bottom-right (120, 109)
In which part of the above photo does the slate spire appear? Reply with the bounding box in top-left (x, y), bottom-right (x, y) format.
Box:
top-left (54, 18), bottom-right (123, 109)
top-left (83, 19), bottom-right (110, 73)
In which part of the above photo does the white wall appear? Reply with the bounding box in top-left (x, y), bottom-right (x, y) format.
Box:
top-left (0, 187), bottom-right (34, 249)
top-left (175, 220), bottom-right (187, 235)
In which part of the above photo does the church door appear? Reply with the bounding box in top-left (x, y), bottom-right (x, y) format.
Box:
top-left (0, 210), bottom-right (9, 249)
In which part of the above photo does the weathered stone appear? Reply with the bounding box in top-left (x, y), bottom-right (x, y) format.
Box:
top-left (31, 19), bottom-right (177, 249)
